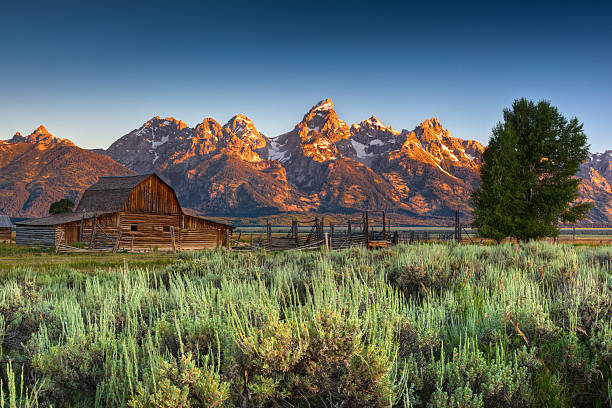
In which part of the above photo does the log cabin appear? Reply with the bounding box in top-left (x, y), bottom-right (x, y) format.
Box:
top-left (15, 174), bottom-right (233, 251)
top-left (0, 215), bottom-right (13, 242)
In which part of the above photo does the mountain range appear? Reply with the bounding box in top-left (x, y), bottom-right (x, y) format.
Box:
top-left (1, 99), bottom-right (610, 224)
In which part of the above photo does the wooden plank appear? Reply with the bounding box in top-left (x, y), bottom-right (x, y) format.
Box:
top-left (15, 225), bottom-right (56, 246)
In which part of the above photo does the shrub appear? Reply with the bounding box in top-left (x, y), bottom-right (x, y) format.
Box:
top-left (128, 353), bottom-right (229, 408)
top-left (236, 309), bottom-right (394, 407)
top-left (30, 334), bottom-right (106, 404)
top-left (423, 341), bottom-right (531, 408)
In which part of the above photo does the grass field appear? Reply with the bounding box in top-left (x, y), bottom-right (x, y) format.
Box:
top-left (0, 243), bottom-right (177, 274)
top-left (1, 242), bottom-right (612, 407)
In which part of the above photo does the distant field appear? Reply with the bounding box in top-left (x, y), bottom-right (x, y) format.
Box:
top-left (0, 243), bottom-right (176, 273)
top-left (0, 242), bottom-right (611, 407)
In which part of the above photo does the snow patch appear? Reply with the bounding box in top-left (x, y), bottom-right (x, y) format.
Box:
top-left (268, 139), bottom-right (291, 163)
top-left (151, 135), bottom-right (169, 149)
top-left (370, 139), bottom-right (384, 146)
top-left (351, 140), bottom-right (374, 158)
top-left (441, 144), bottom-right (459, 161)
top-left (313, 100), bottom-right (333, 112)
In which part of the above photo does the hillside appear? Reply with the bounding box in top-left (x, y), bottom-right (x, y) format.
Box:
top-left (0, 126), bottom-right (133, 217)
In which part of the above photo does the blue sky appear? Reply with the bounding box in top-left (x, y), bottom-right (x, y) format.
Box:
top-left (1, 0), bottom-right (610, 151)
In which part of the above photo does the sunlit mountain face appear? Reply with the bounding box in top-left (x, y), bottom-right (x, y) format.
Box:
top-left (2, 100), bottom-right (610, 223)
top-left (0, 127), bottom-right (132, 217)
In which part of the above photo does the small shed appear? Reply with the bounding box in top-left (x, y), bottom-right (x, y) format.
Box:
top-left (16, 174), bottom-right (233, 251)
top-left (0, 215), bottom-right (13, 242)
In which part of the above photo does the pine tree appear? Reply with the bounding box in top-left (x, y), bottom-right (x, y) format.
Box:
top-left (472, 98), bottom-right (592, 242)
top-left (49, 198), bottom-right (75, 215)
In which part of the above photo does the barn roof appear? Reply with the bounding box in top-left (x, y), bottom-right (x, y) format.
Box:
top-left (0, 215), bottom-right (13, 228)
top-left (15, 211), bottom-right (105, 226)
top-left (17, 174), bottom-right (233, 229)
top-left (75, 174), bottom-right (153, 213)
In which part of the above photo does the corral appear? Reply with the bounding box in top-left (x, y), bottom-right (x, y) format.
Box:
top-left (15, 174), bottom-right (233, 251)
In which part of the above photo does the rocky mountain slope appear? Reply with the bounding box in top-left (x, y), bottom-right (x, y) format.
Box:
top-left (0, 126), bottom-right (132, 217)
top-left (105, 99), bottom-right (488, 219)
top-left (4, 101), bottom-right (611, 223)
top-left (577, 151), bottom-right (612, 222)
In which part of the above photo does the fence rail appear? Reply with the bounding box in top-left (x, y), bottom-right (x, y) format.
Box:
top-left (231, 211), bottom-right (469, 251)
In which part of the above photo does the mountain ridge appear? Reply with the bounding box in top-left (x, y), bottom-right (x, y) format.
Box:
top-left (2, 100), bottom-right (611, 224)
top-left (0, 127), bottom-right (133, 217)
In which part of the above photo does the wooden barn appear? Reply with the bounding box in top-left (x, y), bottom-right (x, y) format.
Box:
top-left (15, 174), bottom-right (233, 251)
top-left (0, 215), bottom-right (13, 242)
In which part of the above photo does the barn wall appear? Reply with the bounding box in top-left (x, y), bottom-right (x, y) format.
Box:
top-left (182, 214), bottom-right (231, 249)
top-left (179, 229), bottom-right (220, 250)
top-left (56, 221), bottom-right (81, 245)
top-left (15, 225), bottom-right (56, 246)
top-left (0, 227), bottom-right (12, 242)
top-left (78, 212), bottom-right (227, 251)
top-left (118, 213), bottom-right (180, 251)
top-left (123, 175), bottom-right (182, 214)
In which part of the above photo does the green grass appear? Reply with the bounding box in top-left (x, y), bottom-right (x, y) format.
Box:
top-left (0, 243), bottom-right (176, 274)
top-left (0, 243), bottom-right (611, 407)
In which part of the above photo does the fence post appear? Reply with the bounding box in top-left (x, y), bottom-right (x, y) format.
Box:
top-left (321, 216), bottom-right (325, 240)
top-left (266, 220), bottom-right (271, 249)
top-left (347, 220), bottom-right (352, 235)
top-left (79, 212), bottom-right (85, 242)
top-left (90, 216), bottom-right (97, 249)
top-left (382, 211), bottom-right (386, 240)
top-left (364, 212), bottom-right (370, 248)
top-left (293, 219), bottom-right (299, 248)
top-left (324, 232), bottom-right (329, 250)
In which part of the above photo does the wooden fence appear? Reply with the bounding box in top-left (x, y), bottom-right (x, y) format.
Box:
top-left (231, 211), bottom-right (463, 251)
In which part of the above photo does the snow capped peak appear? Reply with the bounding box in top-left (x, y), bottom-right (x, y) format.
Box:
top-left (33, 125), bottom-right (51, 135)
top-left (230, 114), bottom-right (254, 123)
top-left (311, 98), bottom-right (334, 113)
top-left (224, 115), bottom-right (258, 133)
top-left (141, 116), bottom-right (188, 130)
top-left (224, 115), bottom-right (257, 135)
top-left (195, 118), bottom-right (222, 137)
top-left (419, 118), bottom-right (443, 130)
top-left (200, 117), bottom-right (221, 125)
top-left (366, 115), bottom-right (385, 127)
top-left (8, 125), bottom-right (75, 146)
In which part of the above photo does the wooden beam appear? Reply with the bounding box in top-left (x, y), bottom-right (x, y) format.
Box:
top-left (170, 226), bottom-right (176, 253)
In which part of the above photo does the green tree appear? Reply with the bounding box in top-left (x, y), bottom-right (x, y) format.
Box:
top-left (472, 98), bottom-right (592, 242)
top-left (49, 198), bottom-right (75, 215)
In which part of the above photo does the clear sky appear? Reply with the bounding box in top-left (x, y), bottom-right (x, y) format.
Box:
top-left (1, 0), bottom-right (610, 152)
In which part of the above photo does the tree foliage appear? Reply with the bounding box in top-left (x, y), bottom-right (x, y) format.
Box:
top-left (49, 198), bottom-right (74, 215)
top-left (472, 98), bottom-right (592, 242)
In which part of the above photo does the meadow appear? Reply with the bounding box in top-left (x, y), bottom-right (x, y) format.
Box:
top-left (0, 242), bottom-right (611, 407)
